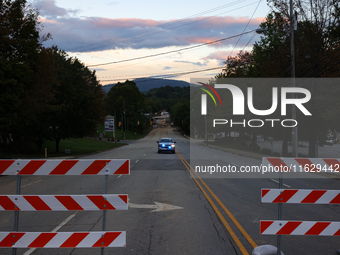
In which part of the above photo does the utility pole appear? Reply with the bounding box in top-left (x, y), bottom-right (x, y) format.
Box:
top-left (290, 0), bottom-right (298, 158)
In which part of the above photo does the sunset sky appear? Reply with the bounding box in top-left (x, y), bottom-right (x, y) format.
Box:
top-left (29, 0), bottom-right (270, 84)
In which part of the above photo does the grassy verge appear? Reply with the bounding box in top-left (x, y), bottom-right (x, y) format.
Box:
top-left (0, 138), bottom-right (126, 159)
top-left (96, 124), bottom-right (148, 140)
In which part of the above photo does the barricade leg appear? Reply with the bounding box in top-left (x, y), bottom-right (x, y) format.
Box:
top-left (12, 175), bottom-right (21, 255)
top-left (101, 173), bottom-right (109, 255)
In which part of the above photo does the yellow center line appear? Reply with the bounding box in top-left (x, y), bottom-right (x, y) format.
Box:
top-left (176, 151), bottom-right (250, 255)
top-left (177, 150), bottom-right (258, 250)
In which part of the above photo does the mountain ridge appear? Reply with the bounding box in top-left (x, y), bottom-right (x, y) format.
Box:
top-left (101, 77), bottom-right (191, 93)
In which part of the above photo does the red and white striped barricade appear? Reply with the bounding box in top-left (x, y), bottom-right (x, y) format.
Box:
top-left (0, 231), bottom-right (126, 248)
top-left (0, 159), bottom-right (130, 175)
top-left (262, 157), bottom-right (340, 173)
top-left (260, 221), bottom-right (340, 236)
top-left (261, 189), bottom-right (340, 204)
top-left (0, 159), bottom-right (130, 251)
top-left (0, 194), bottom-right (128, 211)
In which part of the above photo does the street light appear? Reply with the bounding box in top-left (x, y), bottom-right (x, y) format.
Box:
top-left (255, 0), bottom-right (298, 157)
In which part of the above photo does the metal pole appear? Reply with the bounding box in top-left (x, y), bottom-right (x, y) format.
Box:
top-left (277, 158), bottom-right (284, 255)
top-left (101, 171), bottom-right (109, 255)
top-left (290, 0), bottom-right (298, 158)
top-left (12, 175), bottom-right (21, 255)
top-left (204, 115), bottom-right (208, 146)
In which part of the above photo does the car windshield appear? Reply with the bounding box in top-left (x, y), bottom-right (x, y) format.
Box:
top-left (160, 139), bottom-right (172, 143)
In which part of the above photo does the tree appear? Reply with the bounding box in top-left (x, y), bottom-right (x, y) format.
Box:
top-left (0, 0), bottom-right (42, 149)
top-left (170, 99), bottom-right (190, 132)
top-left (47, 48), bottom-right (105, 152)
top-left (217, 51), bottom-right (255, 78)
top-left (216, 0), bottom-right (340, 156)
top-left (21, 47), bottom-right (57, 152)
top-left (106, 80), bottom-right (145, 134)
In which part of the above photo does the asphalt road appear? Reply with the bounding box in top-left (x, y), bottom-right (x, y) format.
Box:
top-left (0, 127), bottom-right (339, 255)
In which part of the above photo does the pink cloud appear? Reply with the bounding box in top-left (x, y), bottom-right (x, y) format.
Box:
top-left (38, 15), bottom-right (265, 52)
top-left (203, 50), bottom-right (238, 61)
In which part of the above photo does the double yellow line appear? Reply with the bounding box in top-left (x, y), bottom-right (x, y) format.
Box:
top-left (176, 151), bottom-right (257, 255)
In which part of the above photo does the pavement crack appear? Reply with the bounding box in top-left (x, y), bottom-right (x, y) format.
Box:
top-left (212, 222), bottom-right (227, 243)
top-left (203, 205), bottom-right (239, 255)
top-left (89, 214), bottom-right (103, 231)
top-left (148, 227), bottom-right (153, 255)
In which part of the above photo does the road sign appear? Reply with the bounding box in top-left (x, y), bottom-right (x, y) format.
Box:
top-left (104, 118), bottom-right (114, 132)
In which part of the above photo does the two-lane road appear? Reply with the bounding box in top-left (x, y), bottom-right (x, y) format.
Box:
top-left (0, 127), bottom-right (339, 254)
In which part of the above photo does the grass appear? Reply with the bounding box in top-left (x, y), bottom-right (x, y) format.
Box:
top-left (96, 123), bottom-right (148, 140)
top-left (0, 138), bottom-right (126, 159)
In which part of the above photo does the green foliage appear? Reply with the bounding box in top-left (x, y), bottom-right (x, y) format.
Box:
top-left (47, 47), bottom-right (105, 152)
top-left (106, 80), bottom-right (146, 134)
top-left (0, 0), bottom-right (41, 147)
top-left (0, 1), bottom-right (105, 154)
top-left (170, 99), bottom-right (190, 132)
top-left (214, 0), bottom-right (340, 156)
top-left (145, 85), bottom-right (190, 113)
top-left (0, 138), bottom-right (125, 159)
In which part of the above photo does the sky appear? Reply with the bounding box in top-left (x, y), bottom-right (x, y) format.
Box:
top-left (29, 0), bottom-right (270, 85)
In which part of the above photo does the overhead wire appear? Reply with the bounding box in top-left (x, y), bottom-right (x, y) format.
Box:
top-left (68, 0), bottom-right (254, 53)
top-left (68, 0), bottom-right (245, 51)
top-left (228, 0), bottom-right (263, 57)
top-left (97, 1), bottom-right (265, 82)
top-left (98, 29), bottom-right (258, 82)
top-left (89, 30), bottom-right (256, 67)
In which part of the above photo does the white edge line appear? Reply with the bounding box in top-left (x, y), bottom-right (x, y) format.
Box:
top-left (23, 212), bottom-right (77, 255)
top-left (270, 179), bottom-right (291, 188)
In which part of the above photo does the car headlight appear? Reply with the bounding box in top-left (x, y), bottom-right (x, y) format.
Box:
top-left (161, 144), bottom-right (166, 147)
top-left (171, 144), bottom-right (175, 147)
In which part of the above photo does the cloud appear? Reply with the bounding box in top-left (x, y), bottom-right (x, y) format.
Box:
top-left (91, 68), bottom-right (107, 72)
top-left (108, 2), bottom-right (119, 6)
top-left (174, 60), bottom-right (209, 67)
top-left (38, 13), bottom-right (263, 52)
top-left (203, 50), bottom-right (233, 61)
top-left (163, 66), bottom-right (173, 70)
top-left (33, 0), bottom-right (80, 18)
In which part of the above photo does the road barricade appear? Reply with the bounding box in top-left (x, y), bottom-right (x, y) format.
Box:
top-left (259, 157), bottom-right (340, 254)
top-left (0, 159), bottom-right (130, 254)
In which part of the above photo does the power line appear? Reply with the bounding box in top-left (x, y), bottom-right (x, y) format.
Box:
top-left (89, 30), bottom-right (256, 67)
top-left (99, 66), bottom-right (224, 83)
top-left (68, 0), bottom-right (254, 52)
top-left (229, 0), bottom-right (263, 57)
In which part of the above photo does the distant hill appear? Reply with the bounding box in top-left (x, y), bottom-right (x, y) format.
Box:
top-left (101, 78), bottom-right (190, 94)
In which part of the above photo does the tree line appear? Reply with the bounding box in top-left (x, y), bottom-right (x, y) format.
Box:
top-left (0, 0), bottom-right (190, 155)
top-left (208, 0), bottom-right (340, 157)
top-left (0, 0), bottom-right (105, 153)
top-left (105, 83), bottom-right (190, 134)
